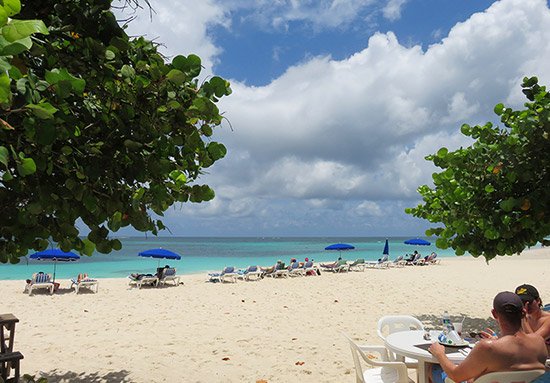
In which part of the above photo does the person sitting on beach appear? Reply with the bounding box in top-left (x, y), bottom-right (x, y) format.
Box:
top-left (515, 284), bottom-right (550, 358)
top-left (260, 260), bottom-right (285, 276)
top-left (405, 250), bottom-right (419, 262)
top-left (156, 265), bottom-right (170, 279)
top-left (428, 291), bottom-right (548, 383)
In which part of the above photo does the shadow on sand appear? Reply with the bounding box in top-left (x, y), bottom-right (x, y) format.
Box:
top-left (31, 369), bottom-right (133, 382)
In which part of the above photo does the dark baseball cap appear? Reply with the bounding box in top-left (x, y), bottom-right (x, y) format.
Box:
top-left (493, 291), bottom-right (524, 313)
top-left (515, 284), bottom-right (540, 302)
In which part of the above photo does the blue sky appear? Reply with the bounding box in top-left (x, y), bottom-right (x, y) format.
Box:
top-left (113, 0), bottom-right (550, 237)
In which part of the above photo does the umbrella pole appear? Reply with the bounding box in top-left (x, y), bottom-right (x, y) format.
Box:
top-left (53, 260), bottom-right (57, 283)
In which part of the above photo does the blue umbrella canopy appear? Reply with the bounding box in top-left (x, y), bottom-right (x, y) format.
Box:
top-left (29, 249), bottom-right (80, 282)
top-left (29, 249), bottom-right (80, 261)
top-left (138, 248), bottom-right (181, 260)
top-left (382, 239), bottom-right (389, 255)
top-left (404, 238), bottom-right (431, 246)
top-left (325, 243), bottom-right (355, 251)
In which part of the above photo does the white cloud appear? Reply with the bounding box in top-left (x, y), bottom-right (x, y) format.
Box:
top-left (195, 0), bottom-right (550, 233)
top-left (382, 0), bottom-right (408, 21)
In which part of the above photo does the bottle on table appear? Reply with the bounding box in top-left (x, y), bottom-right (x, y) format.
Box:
top-left (442, 310), bottom-right (452, 334)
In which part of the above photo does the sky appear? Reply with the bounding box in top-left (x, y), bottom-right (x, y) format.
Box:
top-left (112, 0), bottom-right (550, 237)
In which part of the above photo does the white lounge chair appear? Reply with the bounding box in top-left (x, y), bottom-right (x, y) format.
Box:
top-left (389, 255), bottom-right (406, 268)
top-left (366, 254), bottom-right (390, 269)
top-left (320, 259), bottom-right (349, 273)
top-left (377, 315), bottom-right (425, 368)
top-left (302, 260), bottom-right (318, 276)
top-left (208, 266), bottom-right (239, 283)
top-left (348, 258), bottom-right (366, 271)
top-left (342, 333), bottom-right (413, 383)
top-left (445, 369), bottom-right (545, 383)
top-left (128, 274), bottom-right (159, 289)
top-left (159, 267), bottom-right (179, 286)
top-left (25, 272), bottom-right (54, 295)
top-left (237, 265), bottom-right (262, 281)
top-left (288, 262), bottom-right (305, 276)
top-left (70, 273), bottom-right (99, 294)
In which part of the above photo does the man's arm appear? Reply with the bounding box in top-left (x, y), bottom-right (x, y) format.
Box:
top-left (429, 341), bottom-right (492, 382)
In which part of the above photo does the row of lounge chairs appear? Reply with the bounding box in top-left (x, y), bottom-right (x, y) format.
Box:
top-left (24, 272), bottom-right (99, 295)
top-left (320, 253), bottom-right (441, 273)
top-left (208, 261), bottom-right (319, 283)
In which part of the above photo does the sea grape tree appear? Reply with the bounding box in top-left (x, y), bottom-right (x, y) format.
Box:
top-left (0, 0), bottom-right (232, 263)
top-left (406, 77), bottom-right (550, 261)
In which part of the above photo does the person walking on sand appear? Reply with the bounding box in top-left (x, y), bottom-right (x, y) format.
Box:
top-left (428, 291), bottom-right (547, 383)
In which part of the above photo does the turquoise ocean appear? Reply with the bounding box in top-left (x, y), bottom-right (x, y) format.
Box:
top-left (0, 236), bottom-right (460, 280)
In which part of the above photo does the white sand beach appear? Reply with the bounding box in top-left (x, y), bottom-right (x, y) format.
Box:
top-left (1, 248), bottom-right (549, 383)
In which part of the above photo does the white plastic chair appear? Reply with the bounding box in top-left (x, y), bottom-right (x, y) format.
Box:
top-left (342, 333), bottom-right (413, 383)
top-left (445, 369), bottom-right (545, 383)
top-left (377, 315), bottom-right (425, 368)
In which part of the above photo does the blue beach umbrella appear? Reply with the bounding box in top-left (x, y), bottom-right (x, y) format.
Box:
top-left (138, 248), bottom-right (181, 267)
top-left (324, 243), bottom-right (355, 251)
top-left (404, 238), bottom-right (431, 246)
top-left (325, 243), bottom-right (355, 260)
top-left (382, 239), bottom-right (389, 256)
top-left (29, 249), bottom-right (80, 282)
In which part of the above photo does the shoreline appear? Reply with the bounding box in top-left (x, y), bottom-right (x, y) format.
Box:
top-left (1, 248), bottom-right (548, 382)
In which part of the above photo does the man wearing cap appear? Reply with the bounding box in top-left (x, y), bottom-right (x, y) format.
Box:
top-left (516, 284), bottom-right (550, 358)
top-left (428, 291), bottom-right (547, 383)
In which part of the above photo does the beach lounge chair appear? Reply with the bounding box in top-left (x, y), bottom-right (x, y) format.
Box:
top-left (365, 254), bottom-right (390, 269)
top-left (264, 262), bottom-right (289, 278)
top-left (128, 273), bottom-right (159, 289)
top-left (237, 265), bottom-right (262, 281)
top-left (70, 273), bottom-right (99, 294)
top-left (208, 266), bottom-right (238, 283)
top-left (389, 255), bottom-right (405, 268)
top-left (288, 261), bottom-right (305, 276)
top-left (320, 259), bottom-right (349, 273)
top-left (302, 260), bottom-right (318, 276)
top-left (342, 333), bottom-right (412, 383)
top-left (158, 267), bottom-right (180, 286)
top-left (428, 253), bottom-right (440, 265)
top-left (377, 315), bottom-right (424, 368)
top-left (405, 253), bottom-right (421, 265)
top-left (25, 272), bottom-right (54, 295)
top-left (445, 369), bottom-right (545, 383)
top-left (348, 258), bottom-right (366, 271)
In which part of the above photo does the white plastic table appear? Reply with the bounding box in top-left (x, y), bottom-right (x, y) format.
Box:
top-left (384, 330), bottom-right (466, 383)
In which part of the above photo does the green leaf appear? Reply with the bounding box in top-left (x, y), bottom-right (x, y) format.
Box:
top-left (45, 68), bottom-right (86, 94)
top-left (0, 35), bottom-right (32, 56)
top-left (1, 0), bottom-right (21, 17)
top-left (0, 145), bottom-right (8, 167)
top-left (26, 103), bottom-right (58, 119)
top-left (436, 147), bottom-right (448, 158)
top-left (1, 19), bottom-right (48, 42)
top-left (484, 184), bottom-right (495, 193)
top-left (166, 69), bottom-right (185, 85)
top-left (109, 211), bottom-right (122, 231)
top-left (494, 103), bottom-right (504, 115)
top-left (81, 239), bottom-right (95, 256)
top-left (499, 198), bottom-right (516, 212)
top-left (0, 72), bottom-right (10, 104)
top-left (105, 49), bottom-right (115, 60)
top-left (120, 64), bottom-right (135, 79)
top-left (207, 142), bottom-right (227, 161)
top-left (16, 156), bottom-right (36, 176)
top-left (0, 8), bottom-right (8, 28)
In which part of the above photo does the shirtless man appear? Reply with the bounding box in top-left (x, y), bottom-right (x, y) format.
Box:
top-left (515, 284), bottom-right (550, 362)
top-left (428, 291), bottom-right (547, 383)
